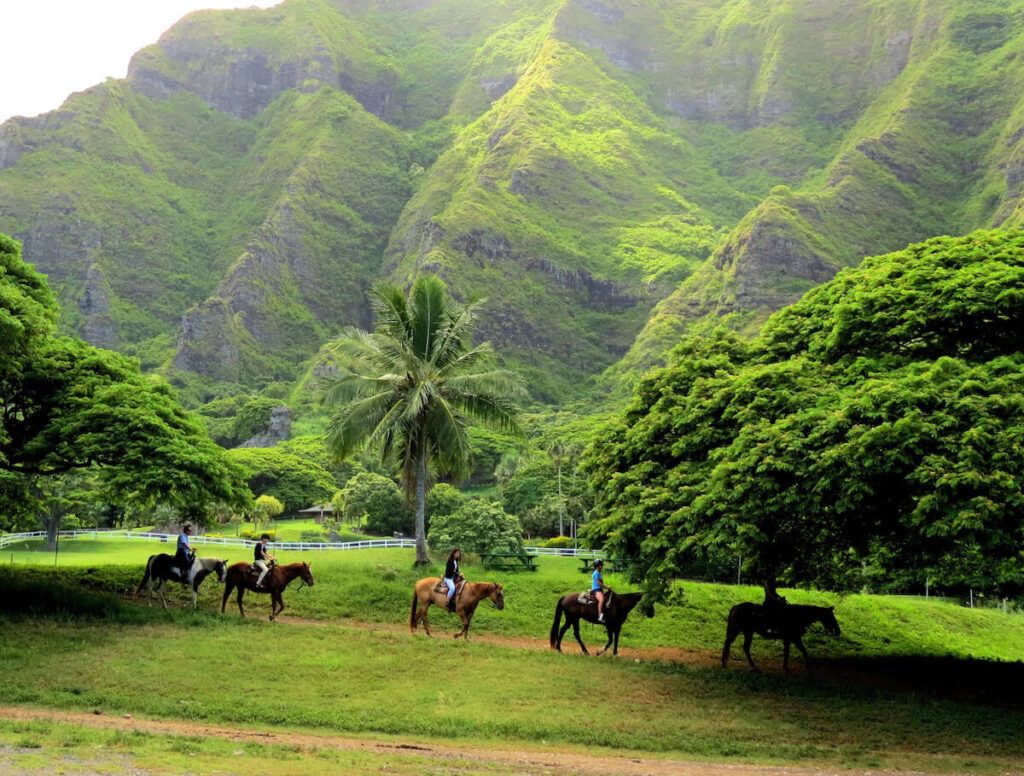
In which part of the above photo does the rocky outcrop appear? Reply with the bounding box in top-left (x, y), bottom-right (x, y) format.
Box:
top-left (239, 405), bottom-right (292, 447)
top-left (127, 24), bottom-right (398, 121)
top-left (172, 297), bottom-right (242, 380)
top-left (78, 263), bottom-right (117, 349)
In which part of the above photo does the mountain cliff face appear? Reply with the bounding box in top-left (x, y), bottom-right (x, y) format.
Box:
top-left (1, 0), bottom-right (1023, 400)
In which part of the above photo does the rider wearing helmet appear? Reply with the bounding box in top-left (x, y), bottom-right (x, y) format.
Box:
top-left (592, 559), bottom-right (606, 622)
top-left (175, 524), bottom-right (195, 581)
top-left (253, 533), bottom-right (276, 588)
top-left (444, 548), bottom-right (463, 613)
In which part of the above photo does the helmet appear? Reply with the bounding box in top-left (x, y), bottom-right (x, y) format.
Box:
top-left (594, 559), bottom-right (604, 567)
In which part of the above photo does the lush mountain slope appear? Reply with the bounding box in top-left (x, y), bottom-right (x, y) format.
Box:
top-left (1, 0), bottom-right (1023, 402)
top-left (613, 0), bottom-right (1024, 383)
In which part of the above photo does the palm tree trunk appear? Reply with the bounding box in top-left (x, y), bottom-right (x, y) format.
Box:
top-left (414, 453), bottom-right (429, 565)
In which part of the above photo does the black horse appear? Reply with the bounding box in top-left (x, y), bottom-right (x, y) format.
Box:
top-left (550, 591), bottom-right (646, 656)
top-left (721, 602), bottom-right (841, 674)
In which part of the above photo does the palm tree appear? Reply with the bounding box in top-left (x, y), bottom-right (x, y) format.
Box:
top-left (322, 276), bottom-right (523, 564)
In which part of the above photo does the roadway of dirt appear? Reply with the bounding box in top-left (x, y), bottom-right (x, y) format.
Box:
top-left (0, 706), bottom-right (921, 776)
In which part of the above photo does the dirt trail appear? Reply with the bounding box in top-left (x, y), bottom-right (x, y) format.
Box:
top-left (0, 705), bottom-right (911, 776)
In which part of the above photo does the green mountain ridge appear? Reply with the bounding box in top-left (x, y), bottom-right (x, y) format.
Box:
top-left (1, 0), bottom-right (1023, 402)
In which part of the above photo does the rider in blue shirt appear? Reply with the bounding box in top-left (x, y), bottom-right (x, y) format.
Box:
top-left (175, 524), bottom-right (195, 580)
top-left (592, 559), bottom-right (606, 622)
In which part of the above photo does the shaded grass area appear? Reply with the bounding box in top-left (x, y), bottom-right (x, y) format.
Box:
top-left (4, 542), bottom-right (1022, 663)
top-left (0, 618), bottom-right (1022, 774)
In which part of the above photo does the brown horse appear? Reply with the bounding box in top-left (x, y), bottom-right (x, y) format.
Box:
top-left (721, 602), bottom-right (841, 674)
top-left (550, 591), bottom-right (646, 656)
top-left (410, 577), bottom-right (505, 639)
top-left (221, 561), bottom-right (314, 621)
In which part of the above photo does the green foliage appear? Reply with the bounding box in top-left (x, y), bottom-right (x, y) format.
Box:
top-left (498, 453), bottom-right (556, 518)
top-left (334, 471), bottom-right (411, 536)
top-left (226, 446), bottom-right (334, 514)
top-left (323, 275), bottom-right (523, 561)
top-left (426, 482), bottom-right (465, 519)
top-left (585, 230), bottom-right (1024, 597)
top-left (252, 494), bottom-right (284, 524)
top-left (427, 499), bottom-right (524, 555)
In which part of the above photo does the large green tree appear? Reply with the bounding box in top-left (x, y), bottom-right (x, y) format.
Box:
top-left (584, 230), bottom-right (1024, 598)
top-left (323, 276), bottom-right (522, 564)
top-left (0, 234), bottom-right (249, 529)
top-left (226, 447), bottom-right (335, 514)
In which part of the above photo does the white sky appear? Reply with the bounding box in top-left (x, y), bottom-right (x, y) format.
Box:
top-left (2, 1), bottom-right (282, 124)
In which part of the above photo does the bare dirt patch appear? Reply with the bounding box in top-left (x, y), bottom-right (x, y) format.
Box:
top-left (0, 705), bottom-right (917, 776)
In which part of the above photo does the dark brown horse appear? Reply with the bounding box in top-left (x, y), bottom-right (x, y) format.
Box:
top-left (410, 577), bottom-right (505, 639)
top-left (221, 561), bottom-right (314, 621)
top-left (550, 591), bottom-right (646, 656)
top-left (721, 602), bottom-right (840, 673)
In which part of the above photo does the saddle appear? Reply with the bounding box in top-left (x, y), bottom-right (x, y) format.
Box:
top-left (578, 590), bottom-right (612, 607)
top-left (248, 559), bottom-right (277, 583)
top-left (434, 577), bottom-right (465, 598)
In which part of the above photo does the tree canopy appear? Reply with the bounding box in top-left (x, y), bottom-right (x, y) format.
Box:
top-left (226, 447), bottom-right (335, 514)
top-left (583, 230), bottom-right (1024, 597)
top-left (1, 234), bottom-right (249, 527)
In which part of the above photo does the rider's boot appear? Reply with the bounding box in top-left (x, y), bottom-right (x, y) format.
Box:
top-left (447, 597), bottom-right (456, 613)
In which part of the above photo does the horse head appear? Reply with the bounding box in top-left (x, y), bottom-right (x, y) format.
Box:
top-left (489, 583), bottom-right (505, 610)
top-left (300, 562), bottom-right (315, 587)
top-left (821, 606), bottom-right (841, 637)
top-left (215, 559), bottom-right (228, 583)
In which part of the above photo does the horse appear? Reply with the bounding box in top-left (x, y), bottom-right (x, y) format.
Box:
top-left (134, 553), bottom-right (227, 610)
top-left (550, 591), bottom-right (646, 656)
top-left (721, 602), bottom-right (841, 674)
top-left (410, 577), bottom-right (505, 639)
top-left (221, 561), bottom-right (314, 621)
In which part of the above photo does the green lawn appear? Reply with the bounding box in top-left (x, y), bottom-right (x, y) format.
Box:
top-left (2, 540), bottom-right (1023, 774)
top-left (5, 540), bottom-right (1022, 661)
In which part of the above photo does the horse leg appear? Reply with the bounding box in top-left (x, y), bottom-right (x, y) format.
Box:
top-left (571, 618), bottom-right (589, 655)
top-left (556, 619), bottom-right (573, 652)
top-left (236, 587), bottom-right (246, 617)
top-left (156, 580), bottom-right (168, 610)
top-left (454, 610), bottom-right (470, 639)
top-left (190, 584), bottom-right (198, 611)
top-left (613, 627), bottom-right (621, 656)
top-left (596, 626), bottom-right (614, 656)
top-left (742, 631), bottom-right (759, 672)
top-left (721, 625), bottom-right (738, 667)
top-left (221, 581), bottom-right (233, 614)
top-left (422, 603), bottom-right (432, 636)
top-left (783, 639), bottom-right (791, 674)
top-left (274, 593), bottom-right (285, 621)
top-left (794, 636), bottom-right (812, 674)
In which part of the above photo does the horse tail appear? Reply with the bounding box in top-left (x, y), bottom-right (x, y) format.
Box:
top-left (135, 555), bottom-right (155, 598)
top-left (550, 596), bottom-right (565, 648)
top-left (409, 587), bottom-right (419, 634)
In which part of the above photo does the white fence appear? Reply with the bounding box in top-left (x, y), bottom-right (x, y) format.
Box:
top-left (0, 530), bottom-right (603, 557)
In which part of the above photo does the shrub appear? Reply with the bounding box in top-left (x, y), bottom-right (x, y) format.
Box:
top-left (336, 472), bottom-right (412, 536)
top-left (428, 500), bottom-right (524, 555)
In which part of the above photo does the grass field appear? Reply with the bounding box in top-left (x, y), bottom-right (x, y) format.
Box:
top-left (2, 539), bottom-right (1023, 774)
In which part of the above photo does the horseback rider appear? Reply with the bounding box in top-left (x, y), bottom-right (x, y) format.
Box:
top-left (253, 533), bottom-right (276, 589)
top-left (592, 559), bottom-right (607, 622)
top-left (444, 548), bottom-right (463, 613)
top-left (762, 580), bottom-right (788, 636)
top-left (174, 524), bottom-right (195, 581)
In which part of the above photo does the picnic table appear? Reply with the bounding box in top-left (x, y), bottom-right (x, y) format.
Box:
top-left (480, 552), bottom-right (539, 571)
